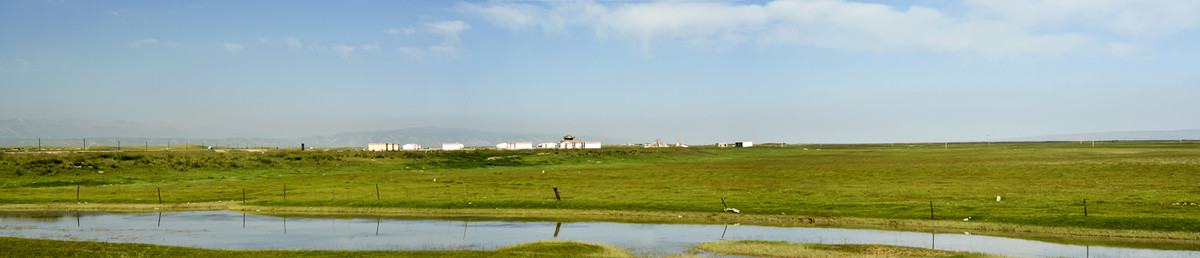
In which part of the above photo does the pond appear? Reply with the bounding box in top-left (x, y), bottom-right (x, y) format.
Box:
top-left (1, 210), bottom-right (1196, 257)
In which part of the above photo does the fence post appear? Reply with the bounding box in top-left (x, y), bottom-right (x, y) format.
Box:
top-left (929, 201), bottom-right (934, 220)
top-left (157, 187), bottom-right (162, 204)
top-left (553, 187), bottom-right (561, 201)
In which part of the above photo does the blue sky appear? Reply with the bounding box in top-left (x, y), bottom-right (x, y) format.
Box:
top-left (2, 0), bottom-right (1199, 143)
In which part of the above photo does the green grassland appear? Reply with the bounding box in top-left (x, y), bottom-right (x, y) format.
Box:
top-left (2, 141), bottom-right (1199, 245)
top-left (0, 237), bottom-right (631, 257)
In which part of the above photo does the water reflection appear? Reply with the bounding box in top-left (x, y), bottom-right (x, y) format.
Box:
top-left (0, 210), bottom-right (1195, 257)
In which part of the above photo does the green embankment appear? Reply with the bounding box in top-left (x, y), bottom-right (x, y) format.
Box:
top-left (0, 237), bottom-right (630, 257)
top-left (2, 142), bottom-right (1199, 243)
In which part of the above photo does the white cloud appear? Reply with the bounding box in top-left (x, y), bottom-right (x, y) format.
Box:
top-left (284, 38), bottom-right (302, 50)
top-left (460, 2), bottom-right (540, 31)
top-left (332, 44), bottom-right (355, 57)
top-left (361, 42), bottom-right (382, 52)
top-left (424, 20), bottom-right (471, 45)
top-left (130, 38), bottom-right (159, 47)
top-left (461, 0), bottom-right (1200, 58)
top-left (258, 37), bottom-right (271, 45)
top-left (460, 1), bottom-right (606, 34)
top-left (965, 0), bottom-right (1200, 38)
top-left (222, 43), bottom-right (243, 54)
top-left (386, 27), bottom-right (415, 35)
top-left (386, 20), bottom-right (471, 60)
top-left (1107, 42), bottom-right (1143, 59)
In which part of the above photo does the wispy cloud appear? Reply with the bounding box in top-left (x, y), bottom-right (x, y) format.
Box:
top-left (257, 37), bottom-right (271, 45)
top-left (332, 44), bottom-right (355, 57)
top-left (284, 38), bottom-right (303, 50)
top-left (460, 0), bottom-right (1200, 58)
top-left (130, 38), bottom-right (159, 47)
top-left (360, 42), bottom-right (382, 52)
top-left (424, 20), bottom-right (471, 45)
top-left (386, 27), bottom-right (415, 35)
top-left (966, 0), bottom-right (1200, 38)
top-left (222, 43), bottom-right (243, 54)
top-left (390, 20), bottom-right (473, 60)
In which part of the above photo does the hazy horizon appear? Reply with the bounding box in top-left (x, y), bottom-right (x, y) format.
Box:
top-left (3, 1), bottom-right (1198, 144)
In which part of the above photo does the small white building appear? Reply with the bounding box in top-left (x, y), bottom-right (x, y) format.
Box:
top-left (559, 141), bottom-right (583, 149)
top-left (537, 142), bottom-right (557, 149)
top-left (496, 142), bottom-right (532, 150)
top-left (442, 142), bottom-right (464, 151)
top-left (367, 143), bottom-right (389, 152)
top-left (556, 134), bottom-right (601, 149)
top-left (735, 141), bottom-right (753, 147)
top-left (402, 143), bottom-right (422, 150)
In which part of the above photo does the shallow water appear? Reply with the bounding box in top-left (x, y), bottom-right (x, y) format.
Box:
top-left (1, 210), bottom-right (1196, 257)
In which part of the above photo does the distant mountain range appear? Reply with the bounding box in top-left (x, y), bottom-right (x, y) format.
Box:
top-left (0, 119), bottom-right (632, 148)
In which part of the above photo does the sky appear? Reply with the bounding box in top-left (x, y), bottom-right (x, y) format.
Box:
top-left (2, 0), bottom-right (1199, 144)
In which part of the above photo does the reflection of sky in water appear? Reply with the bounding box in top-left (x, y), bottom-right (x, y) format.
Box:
top-left (0, 210), bottom-right (1195, 257)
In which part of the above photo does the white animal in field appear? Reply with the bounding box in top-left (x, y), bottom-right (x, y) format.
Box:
top-left (963, 217), bottom-right (972, 222)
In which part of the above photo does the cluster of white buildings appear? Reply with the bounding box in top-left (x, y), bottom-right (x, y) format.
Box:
top-left (367, 142), bottom-right (463, 151)
top-left (715, 141), bottom-right (754, 147)
top-left (366, 143), bottom-right (422, 151)
top-left (366, 134), bottom-right (599, 151)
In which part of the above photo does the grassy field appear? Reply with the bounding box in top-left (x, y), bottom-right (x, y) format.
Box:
top-left (2, 141), bottom-right (1199, 245)
top-left (0, 237), bottom-right (631, 257)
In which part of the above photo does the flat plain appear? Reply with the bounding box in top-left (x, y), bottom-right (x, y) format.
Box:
top-left (2, 141), bottom-right (1198, 247)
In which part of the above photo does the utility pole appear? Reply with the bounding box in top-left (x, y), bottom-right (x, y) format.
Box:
top-left (118, 140), bottom-right (121, 150)
top-left (83, 138), bottom-right (87, 150)
top-left (37, 138), bottom-right (41, 151)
